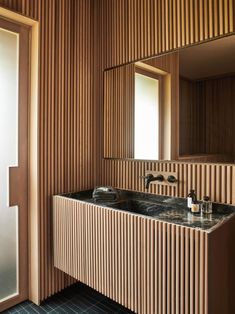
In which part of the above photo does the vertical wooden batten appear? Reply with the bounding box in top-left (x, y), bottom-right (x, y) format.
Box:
top-left (37, 0), bottom-right (98, 302)
top-left (99, 0), bottom-right (235, 68)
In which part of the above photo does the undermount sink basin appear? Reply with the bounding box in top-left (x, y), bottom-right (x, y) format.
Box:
top-left (110, 199), bottom-right (172, 216)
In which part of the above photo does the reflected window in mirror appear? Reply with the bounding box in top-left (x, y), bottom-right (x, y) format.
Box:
top-left (103, 57), bottom-right (174, 160)
top-left (134, 68), bottom-right (160, 160)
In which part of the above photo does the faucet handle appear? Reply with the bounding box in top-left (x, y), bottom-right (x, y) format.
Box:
top-left (167, 175), bottom-right (177, 183)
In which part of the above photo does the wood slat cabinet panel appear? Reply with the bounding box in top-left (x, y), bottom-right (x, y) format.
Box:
top-left (54, 196), bottom-right (235, 314)
top-left (54, 196), bottom-right (211, 314)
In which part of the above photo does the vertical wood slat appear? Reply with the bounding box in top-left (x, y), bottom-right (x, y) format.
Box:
top-left (100, 0), bottom-right (235, 69)
top-left (53, 196), bottom-right (208, 314)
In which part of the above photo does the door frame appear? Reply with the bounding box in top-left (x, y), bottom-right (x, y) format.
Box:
top-left (0, 7), bottom-right (39, 312)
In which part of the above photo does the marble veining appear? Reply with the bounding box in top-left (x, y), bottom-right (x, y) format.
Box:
top-left (62, 189), bottom-right (235, 232)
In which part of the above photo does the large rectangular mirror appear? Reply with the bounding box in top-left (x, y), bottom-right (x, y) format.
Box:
top-left (104, 34), bottom-right (235, 163)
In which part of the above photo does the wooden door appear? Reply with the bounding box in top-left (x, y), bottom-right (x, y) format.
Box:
top-left (0, 16), bottom-right (29, 312)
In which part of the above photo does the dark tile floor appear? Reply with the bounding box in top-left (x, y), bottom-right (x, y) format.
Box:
top-left (3, 283), bottom-right (134, 314)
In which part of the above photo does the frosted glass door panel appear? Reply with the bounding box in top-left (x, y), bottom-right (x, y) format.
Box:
top-left (0, 28), bottom-right (19, 301)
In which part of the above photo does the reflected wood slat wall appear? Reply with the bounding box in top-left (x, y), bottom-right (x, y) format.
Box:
top-left (0, 0), bottom-right (98, 303)
top-left (179, 75), bottom-right (235, 161)
top-left (179, 77), bottom-right (205, 155)
top-left (104, 64), bottom-right (135, 158)
top-left (200, 75), bottom-right (235, 159)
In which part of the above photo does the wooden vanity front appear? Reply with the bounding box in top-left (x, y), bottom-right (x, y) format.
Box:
top-left (53, 195), bottom-right (235, 314)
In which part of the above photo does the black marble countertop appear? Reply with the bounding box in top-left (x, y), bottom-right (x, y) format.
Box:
top-left (60, 189), bottom-right (235, 232)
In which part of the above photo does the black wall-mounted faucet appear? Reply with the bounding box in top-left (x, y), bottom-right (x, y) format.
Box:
top-left (142, 173), bottom-right (164, 190)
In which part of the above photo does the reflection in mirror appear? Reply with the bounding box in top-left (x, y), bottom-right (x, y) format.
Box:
top-left (179, 35), bottom-right (235, 163)
top-left (104, 54), bottom-right (178, 160)
top-left (104, 34), bottom-right (235, 163)
top-left (134, 68), bottom-right (160, 159)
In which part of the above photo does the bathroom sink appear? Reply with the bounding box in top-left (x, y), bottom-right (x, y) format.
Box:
top-left (110, 199), bottom-right (171, 216)
top-left (62, 188), bottom-right (235, 230)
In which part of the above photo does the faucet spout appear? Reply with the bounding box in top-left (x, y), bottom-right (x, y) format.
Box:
top-left (145, 174), bottom-right (154, 189)
top-left (142, 173), bottom-right (164, 190)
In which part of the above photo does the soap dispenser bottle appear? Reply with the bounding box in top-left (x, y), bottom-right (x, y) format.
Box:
top-left (187, 189), bottom-right (197, 209)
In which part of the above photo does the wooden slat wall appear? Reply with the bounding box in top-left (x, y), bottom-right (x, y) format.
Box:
top-left (99, 0), bottom-right (235, 205)
top-left (102, 159), bottom-right (235, 205)
top-left (0, 0), bottom-right (99, 303)
top-left (54, 196), bottom-right (208, 314)
top-left (100, 0), bottom-right (234, 68)
top-left (38, 0), bottom-right (98, 302)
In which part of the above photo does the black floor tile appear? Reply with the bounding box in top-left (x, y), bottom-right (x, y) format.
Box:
top-left (3, 283), bottom-right (134, 314)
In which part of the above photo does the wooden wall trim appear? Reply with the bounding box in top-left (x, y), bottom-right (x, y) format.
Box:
top-left (28, 16), bottom-right (40, 305)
